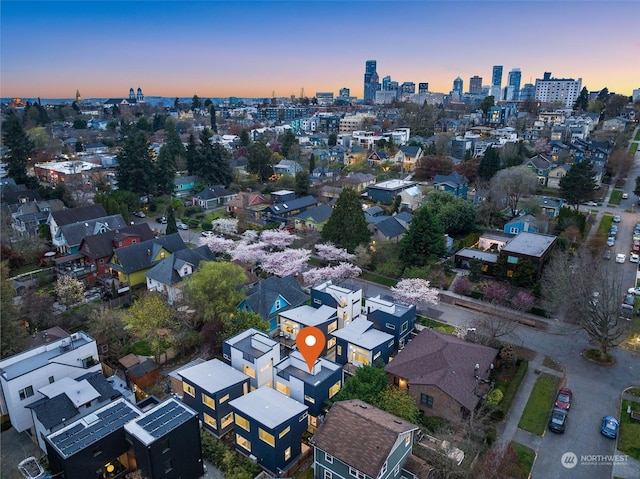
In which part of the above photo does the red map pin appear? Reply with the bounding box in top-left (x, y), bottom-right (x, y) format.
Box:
top-left (296, 326), bottom-right (326, 372)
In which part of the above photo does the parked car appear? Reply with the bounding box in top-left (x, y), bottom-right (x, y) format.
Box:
top-left (613, 215), bottom-right (621, 223)
top-left (630, 253), bottom-right (639, 263)
top-left (607, 237), bottom-right (615, 247)
top-left (584, 201), bottom-right (598, 206)
top-left (555, 388), bottom-right (573, 410)
top-left (201, 231), bottom-right (214, 238)
top-left (603, 250), bottom-right (612, 260)
top-left (622, 193), bottom-right (629, 199)
top-left (177, 222), bottom-right (188, 230)
top-left (600, 416), bottom-right (619, 439)
top-left (133, 211), bottom-right (146, 218)
top-left (156, 216), bottom-right (167, 224)
top-left (623, 294), bottom-right (635, 306)
top-left (616, 253), bottom-right (626, 264)
top-left (628, 287), bottom-right (640, 296)
top-left (548, 407), bottom-right (568, 433)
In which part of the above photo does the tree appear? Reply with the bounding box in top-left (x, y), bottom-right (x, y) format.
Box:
top-left (280, 130), bottom-right (297, 158)
top-left (416, 155), bottom-right (454, 179)
top-left (191, 94), bottom-right (201, 112)
top-left (155, 119), bottom-right (184, 193)
top-left (373, 386), bottom-right (419, 424)
top-left (123, 292), bottom-right (175, 363)
top-left (302, 262), bottom-right (362, 287)
top-left (390, 278), bottom-right (439, 307)
top-left (321, 188), bottom-right (370, 252)
top-left (87, 307), bottom-right (130, 362)
top-left (2, 111), bottom-right (34, 184)
top-left (574, 87), bottom-right (590, 111)
top-left (328, 132), bottom-right (337, 146)
top-left (479, 95), bottom-right (495, 114)
top-left (490, 165), bottom-right (538, 217)
top-left (193, 130), bottom-right (233, 187)
top-left (559, 161), bottom-right (597, 209)
top-left (399, 206), bottom-right (446, 267)
top-left (165, 206), bottom-right (178, 235)
top-left (209, 104), bottom-right (217, 133)
top-left (511, 259), bottom-right (536, 288)
top-left (260, 249), bottom-right (311, 277)
top-left (635, 176), bottom-right (640, 198)
top-left (315, 243), bottom-right (355, 263)
top-left (54, 275), bottom-right (85, 311)
top-left (330, 364), bottom-right (389, 405)
top-left (478, 146), bottom-right (501, 182)
top-left (239, 129), bottom-right (250, 147)
top-left (247, 141), bottom-right (274, 181)
top-left (183, 261), bottom-right (247, 328)
top-left (295, 171), bottom-right (310, 196)
top-left (1, 261), bottom-right (26, 358)
top-left (424, 191), bottom-right (477, 236)
top-left (115, 125), bottom-right (156, 197)
top-left (222, 310), bottom-right (268, 343)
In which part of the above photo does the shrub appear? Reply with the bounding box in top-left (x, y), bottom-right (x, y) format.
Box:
top-left (418, 415), bottom-right (448, 432)
top-left (201, 220), bottom-right (212, 231)
top-left (454, 276), bottom-right (472, 296)
top-left (486, 389), bottom-right (504, 406)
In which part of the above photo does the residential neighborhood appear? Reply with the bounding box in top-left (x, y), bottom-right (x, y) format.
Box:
top-left (2, 65), bottom-right (640, 479)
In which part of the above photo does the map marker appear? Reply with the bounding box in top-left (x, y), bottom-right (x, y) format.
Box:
top-left (296, 326), bottom-right (326, 372)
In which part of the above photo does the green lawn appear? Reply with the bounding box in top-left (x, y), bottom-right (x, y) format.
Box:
top-left (596, 214), bottom-right (614, 238)
top-left (510, 441), bottom-right (536, 479)
top-left (618, 400), bottom-right (640, 460)
top-left (635, 131), bottom-right (640, 141)
top-left (493, 359), bottom-right (528, 421)
top-left (416, 315), bottom-right (456, 333)
top-left (361, 271), bottom-right (398, 287)
top-left (609, 190), bottom-right (623, 205)
top-left (631, 143), bottom-right (639, 155)
top-left (517, 373), bottom-right (561, 435)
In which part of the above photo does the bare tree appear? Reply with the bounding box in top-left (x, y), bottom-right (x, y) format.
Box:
top-left (490, 166), bottom-right (538, 217)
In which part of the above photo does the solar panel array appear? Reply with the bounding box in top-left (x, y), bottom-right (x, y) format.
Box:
top-left (135, 401), bottom-right (191, 439)
top-left (51, 402), bottom-right (139, 457)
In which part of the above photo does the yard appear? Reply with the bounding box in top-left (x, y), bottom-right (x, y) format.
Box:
top-left (492, 359), bottom-right (529, 421)
top-left (509, 441), bottom-right (536, 479)
top-left (609, 190), bottom-right (623, 206)
top-left (619, 399), bottom-right (640, 460)
top-left (416, 315), bottom-right (456, 334)
top-left (517, 373), bottom-right (561, 435)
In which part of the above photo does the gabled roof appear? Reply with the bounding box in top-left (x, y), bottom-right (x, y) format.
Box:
top-left (109, 233), bottom-right (187, 274)
top-left (1, 183), bottom-right (42, 205)
top-left (384, 329), bottom-right (497, 411)
top-left (226, 191), bottom-right (268, 209)
top-left (291, 204), bottom-right (332, 223)
top-left (524, 154), bottom-right (552, 170)
top-left (374, 216), bottom-right (406, 239)
top-left (505, 214), bottom-right (537, 226)
top-left (59, 214), bottom-right (128, 248)
top-left (50, 204), bottom-right (107, 227)
top-left (313, 400), bottom-right (417, 478)
top-left (399, 145), bottom-right (421, 157)
top-left (267, 195), bottom-right (317, 215)
top-left (433, 172), bottom-right (468, 187)
top-left (243, 274), bottom-right (309, 320)
top-left (145, 245), bottom-right (215, 285)
top-left (194, 185), bottom-right (236, 201)
top-left (27, 393), bottom-right (78, 430)
top-left (81, 223), bottom-right (154, 259)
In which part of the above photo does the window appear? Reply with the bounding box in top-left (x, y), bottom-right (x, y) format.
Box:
top-left (314, 298), bottom-right (322, 305)
top-left (405, 434), bottom-right (411, 446)
top-left (329, 380), bottom-right (341, 398)
top-left (100, 344), bottom-right (109, 354)
top-left (393, 464), bottom-right (400, 475)
top-left (386, 323), bottom-right (396, 330)
top-left (243, 364), bottom-right (256, 378)
top-left (204, 413), bottom-right (217, 429)
top-left (164, 459), bottom-right (173, 473)
top-left (99, 259), bottom-right (104, 266)
top-left (259, 428), bottom-right (275, 446)
top-left (279, 426), bottom-right (290, 439)
top-left (183, 383), bottom-right (195, 397)
top-left (235, 414), bottom-right (250, 431)
top-left (82, 356), bottom-right (96, 368)
top-left (48, 376), bottom-right (55, 384)
top-left (236, 434), bottom-right (251, 452)
top-left (379, 461), bottom-right (387, 476)
top-left (284, 446), bottom-right (291, 461)
top-left (324, 471), bottom-right (333, 479)
top-left (92, 446), bottom-right (102, 457)
top-left (507, 255), bottom-right (519, 264)
top-left (276, 382), bottom-right (290, 396)
top-left (304, 395), bottom-right (315, 404)
top-left (219, 394), bottom-right (229, 404)
top-left (202, 394), bottom-right (215, 409)
top-left (336, 345), bottom-right (342, 356)
top-left (349, 467), bottom-right (366, 479)
top-left (373, 351), bottom-right (381, 361)
top-left (161, 439), bottom-right (170, 453)
top-left (19, 386), bottom-right (34, 400)
top-left (221, 412), bottom-right (233, 429)
top-left (401, 321), bottom-right (408, 333)
top-left (509, 227), bottom-right (519, 234)
top-left (420, 393), bottom-right (434, 408)
top-left (325, 452), bottom-right (334, 464)
top-left (327, 321), bottom-right (337, 333)
top-left (299, 412), bottom-right (308, 422)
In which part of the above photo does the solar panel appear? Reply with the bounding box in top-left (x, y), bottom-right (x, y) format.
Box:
top-left (151, 412), bottom-right (190, 438)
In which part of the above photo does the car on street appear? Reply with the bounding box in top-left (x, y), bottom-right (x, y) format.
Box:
top-left (630, 253), bottom-right (639, 263)
top-left (616, 253), bottom-right (626, 263)
top-left (133, 211), bottom-right (146, 218)
top-left (156, 216), bottom-right (167, 224)
top-left (555, 388), bottom-right (573, 410)
top-left (628, 287), bottom-right (640, 296)
top-left (201, 231), bottom-right (214, 238)
top-left (600, 416), bottom-right (619, 439)
top-left (584, 201), bottom-right (598, 206)
top-left (622, 193), bottom-right (629, 199)
top-left (607, 237), bottom-right (615, 247)
top-left (613, 215), bottom-right (621, 223)
top-left (603, 250), bottom-right (611, 260)
top-left (624, 294), bottom-right (635, 306)
top-left (548, 407), bottom-right (568, 433)
top-left (176, 222), bottom-right (188, 230)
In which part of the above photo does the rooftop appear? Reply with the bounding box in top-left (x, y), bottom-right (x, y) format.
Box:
top-left (369, 179), bottom-right (416, 190)
top-left (125, 398), bottom-right (197, 446)
top-left (279, 304), bottom-right (336, 327)
top-left (501, 232), bottom-right (557, 257)
top-left (330, 318), bottom-right (394, 349)
top-left (229, 387), bottom-right (307, 430)
top-left (179, 359), bottom-right (249, 393)
top-left (275, 351), bottom-right (340, 385)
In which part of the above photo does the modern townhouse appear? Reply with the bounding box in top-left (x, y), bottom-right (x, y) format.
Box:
top-left (222, 328), bottom-right (281, 391)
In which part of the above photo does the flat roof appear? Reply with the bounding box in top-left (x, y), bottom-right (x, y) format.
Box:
top-left (125, 398), bottom-right (196, 446)
top-left (229, 387), bottom-right (307, 430)
top-left (279, 305), bottom-right (336, 327)
top-left (455, 248), bottom-right (499, 263)
top-left (179, 359), bottom-right (249, 393)
top-left (39, 377), bottom-right (100, 408)
top-left (501, 232), bottom-right (557, 257)
top-left (369, 179), bottom-right (416, 190)
top-left (331, 318), bottom-right (394, 349)
top-left (275, 351), bottom-right (340, 386)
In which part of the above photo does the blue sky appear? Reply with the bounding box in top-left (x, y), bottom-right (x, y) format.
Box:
top-left (1, 1), bottom-right (639, 99)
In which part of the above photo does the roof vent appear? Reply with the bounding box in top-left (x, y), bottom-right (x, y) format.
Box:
top-left (147, 249), bottom-right (151, 256)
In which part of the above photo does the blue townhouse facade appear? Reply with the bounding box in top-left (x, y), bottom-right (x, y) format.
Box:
top-left (273, 351), bottom-right (342, 432)
top-left (364, 295), bottom-right (416, 350)
top-left (229, 387), bottom-right (309, 476)
top-left (331, 318), bottom-right (395, 367)
top-left (178, 359), bottom-right (250, 437)
top-left (278, 305), bottom-right (338, 353)
top-left (222, 328), bottom-right (281, 390)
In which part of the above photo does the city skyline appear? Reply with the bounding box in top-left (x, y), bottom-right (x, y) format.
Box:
top-left (1, 1), bottom-right (639, 100)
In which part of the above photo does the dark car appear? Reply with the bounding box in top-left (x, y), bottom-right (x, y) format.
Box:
top-left (555, 388), bottom-right (573, 410)
top-left (548, 407), bottom-right (568, 433)
top-left (600, 416), bottom-right (619, 438)
top-left (156, 216), bottom-right (167, 224)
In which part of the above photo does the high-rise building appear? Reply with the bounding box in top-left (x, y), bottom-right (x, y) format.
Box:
top-left (400, 82), bottom-right (416, 95)
top-left (452, 77), bottom-right (463, 95)
top-left (418, 83), bottom-right (429, 94)
top-left (534, 72), bottom-right (582, 108)
top-left (469, 75), bottom-right (483, 94)
top-left (507, 68), bottom-right (522, 100)
top-left (519, 83), bottom-right (536, 101)
top-left (491, 65), bottom-right (503, 99)
top-left (382, 75), bottom-right (392, 91)
top-left (364, 60), bottom-right (380, 102)
top-left (339, 87), bottom-right (350, 97)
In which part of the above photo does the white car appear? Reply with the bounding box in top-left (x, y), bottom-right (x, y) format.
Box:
top-left (616, 253), bottom-right (626, 264)
top-left (622, 193), bottom-right (629, 199)
top-left (584, 201), bottom-right (598, 206)
top-left (201, 231), bottom-right (214, 238)
top-left (628, 287), bottom-right (640, 296)
top-left (630, 253), bottom-right (640, 263)
top-left (607, 237), bottom-right (615, 247)
top-left (177, 222), bottom-right (188, 230)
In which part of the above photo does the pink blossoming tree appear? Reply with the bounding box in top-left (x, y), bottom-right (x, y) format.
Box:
top-left (303, 262), bottom-right (362, 287)
top-left (315, 243), bottom-right (356, 262)
top-left (390, 278), bottom-right (439, 306)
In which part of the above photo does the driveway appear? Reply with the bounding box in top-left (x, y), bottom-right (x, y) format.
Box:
top-left (0, 427), bottom-right (42, 479)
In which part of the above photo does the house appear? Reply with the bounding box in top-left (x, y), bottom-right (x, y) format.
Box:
top-left (173, 175), bottom-right (198, 197)
top-left (178, 359), bottom-right (250, 437)
top-left (313, 399), bottom-right (418, 479)
top-left (366, 150), bottom-right (390, 168)
top-left (292, 204), bottom-right (333, 231)
top-left (504, 214), bottom-right (539, 235)
top-left (126, 357), bottom-right (160, 391)
top-left (54, 214), bottom-right (129, 255)
top-left (11, 199), bottom-right (64, 236)
top-left (85, 142), bottom-right (108, 154)
top-left (145, 245), bottom-right (216, 304)
top-left (340, 172), bottom-right (377, 192)
top-left (365, 295), bottom-right (416, 350)
top-left (370, 216), bottom-right (408, 242)
top-left (547, 164), bottom-right (570, 189)
top-left (0, 330), bottom-right (100, 434)
top-left (523, 154), bottom-right (552, 185)
top-left (393, 144), bottom-right (423, 171)
top-left (228, 387), bottom-right (309, 476)
top-left (385, 328), bottom-right (498, 423)
top-left (310, 280), bottom-right (363, 328)
top-left (367, 180), bottom-right (418, 204)
top-left (48, 204), bottom-right (107, 248)
top-left (226, 191), bottom-right (269, 217)
top-left (278, 305), bottom-right (338, 353)
top-left (330, 318), bottom-right (395, 367)
top-left (364, 205), bottom-right (385, 223)
top-left (453, 248), bottom-right (499, 275)
top-left (238, 274), bottom-right (309, 333)
top-left (273, 159), bottom-right (304, 176)
top-left (310, 167), bottom-right (339, 183)
top-left (263, 195), bottom-right (318, 226)
top-left (499, 231), bottom-right (557, 279)
top-left (432, 172), bottom-right (469, 198)
top-left (107, 233), bottom-right (187, 290)
top-left (223, 328), bottom-right (281, 390)
top-left (539, 196), bottom-right (564, 217)
top-left (399, 185), bottom-right (423, 211)
top-left (273, 351), bottom-right (342, 432)
top-left (193, 185), bottom-right (237, 209)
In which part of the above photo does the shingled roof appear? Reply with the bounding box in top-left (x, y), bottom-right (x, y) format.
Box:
top-left (109, 233), bottom-right (187, 274)
top-left (50, 204), bottom-right (107, 227)
top-left (313, 400), bottom-right (417, 478)
top-left (145, 245), bottom-right (215, 286)
top-left (59, 214), bottom-right (128, 249)
top-left (81, 223), bottom-right (155, 259)
top-left (384, 329), bottom-right (497, 411)
top-left (244, 274), bottom-right (308, 321)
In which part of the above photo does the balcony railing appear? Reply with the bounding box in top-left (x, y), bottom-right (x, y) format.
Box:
top-left (55, 263), bottom-right (97, 279)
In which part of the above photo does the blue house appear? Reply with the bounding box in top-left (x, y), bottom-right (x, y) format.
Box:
top-left (432, 172), bottom-right (469, 199)
top-left (365, 295), bottom-right (416, 350)
top-left (273, 351), bottom-right (342, 432)
top-left (539, 196), bottom-right (564, 217)
top-left (173, 176), bottom-right (198, 197)
top-left (273, 159), bottom-right (304, 176)
top-left (366, 180), bottom-right (418, 204)
top-left (229, 387), bottom-right (308, 476)
top-left (178, 359), bottom-right (250, 437)
top-left (504, 214), bottom-right (538, 235)
top-left (310, 280), bottom-right (363, 329)
top-left (313, 400), bottom-right (419, 479)
top-left (278, 305), bottom-right (338, 353)
top-left (330, 318), bottom-right (395, 367)
top-left (222, 328), bottom-right (281, 390)
top-left (263, 195), bottom-right (318, 226)
top-left (238, 275), bottom-right (309, 333)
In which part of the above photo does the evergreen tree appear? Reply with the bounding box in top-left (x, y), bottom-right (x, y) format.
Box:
top-left (559, 161), bottom-right (597, 209)
top-left (399, 206), bottom-right (445, 267)
top-left (115, 125), bottom-right (155, 197)
top-left (239, 129), bottom-right (250, 147)
top-left (321, 188), bottom-right (370, 252)
top-left (309, 154), bottom-right (316, 174)
top-left (493, 253), bottom-right (507, 279)
top-left (166, 207), bottom-right (178, 235)
top-left (191, 95), bottom-right (201, 112)
top-left (2, 111), bottom-right (34, 183)
top-left (295, 171), bottom-right (310, 196)
top-left (280, 130), bottom-right (297, 158)
top-left (247, 141), bottom-right (274, 181)
top-left (424, 190), bottom-right (477, 236)
top-left (328, 132), bottom-right (337, 147)
top-left (195, 130), bottom-right (233, 186)
top-left (512, 259), bottom-right (536, 288)
top-left (185, 133), bottom-right (199, 176)
top-left (634, 176), bottom-right (640, 198)
top-left (156, 120), bottom-right (184, 194)
top-left (209, 104), bottom-right (217, 133)
top-left (479, 95), bottom-right (495, 114)
top-left (574, 87), bottom-right (589, 111)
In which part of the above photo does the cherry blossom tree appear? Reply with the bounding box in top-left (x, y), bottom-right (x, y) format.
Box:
top-left (511, 290), bottom-right (535, 312)
top-left (303, 262), bottom-right (362, 287)
top-left (200, 235), bottom-right (235, 253)
top-left (240, 230), bottom-right (260, 243)
top-left (211, 218), bottom-right (238, 235)
top-left (481, 281), bottom-right (511, 306)
top-left (230, 241), bottom-right (268, 265)
top-left (315, 242), bottom-right (356, 262)
top-left (260, 248), bottom-right (311, 277)
top-left (260, 229), bottom-right (298, 249)
top-left (390, 278), bottom-right (439, 306)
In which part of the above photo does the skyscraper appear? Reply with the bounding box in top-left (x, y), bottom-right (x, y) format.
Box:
top-left (364, 60), bottom-right (380, 102)
top-left (469, 75), bottom-right (483, 94)
top-left (418, 83), bottom-right (429, 94)
top-left (452, 77), bottom-right (463, 96)
top-left (491, 65), bottom-right (503, 99)
top-left (382, 75), bottom-right (391, 91)
top-left (508, 68), bottom-right (522, 100)
top-left (534, 72), bottom-right (582, 108)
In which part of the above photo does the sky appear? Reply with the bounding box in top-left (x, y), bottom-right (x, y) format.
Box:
top-left (1, 0), bottom-right (639, 100)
